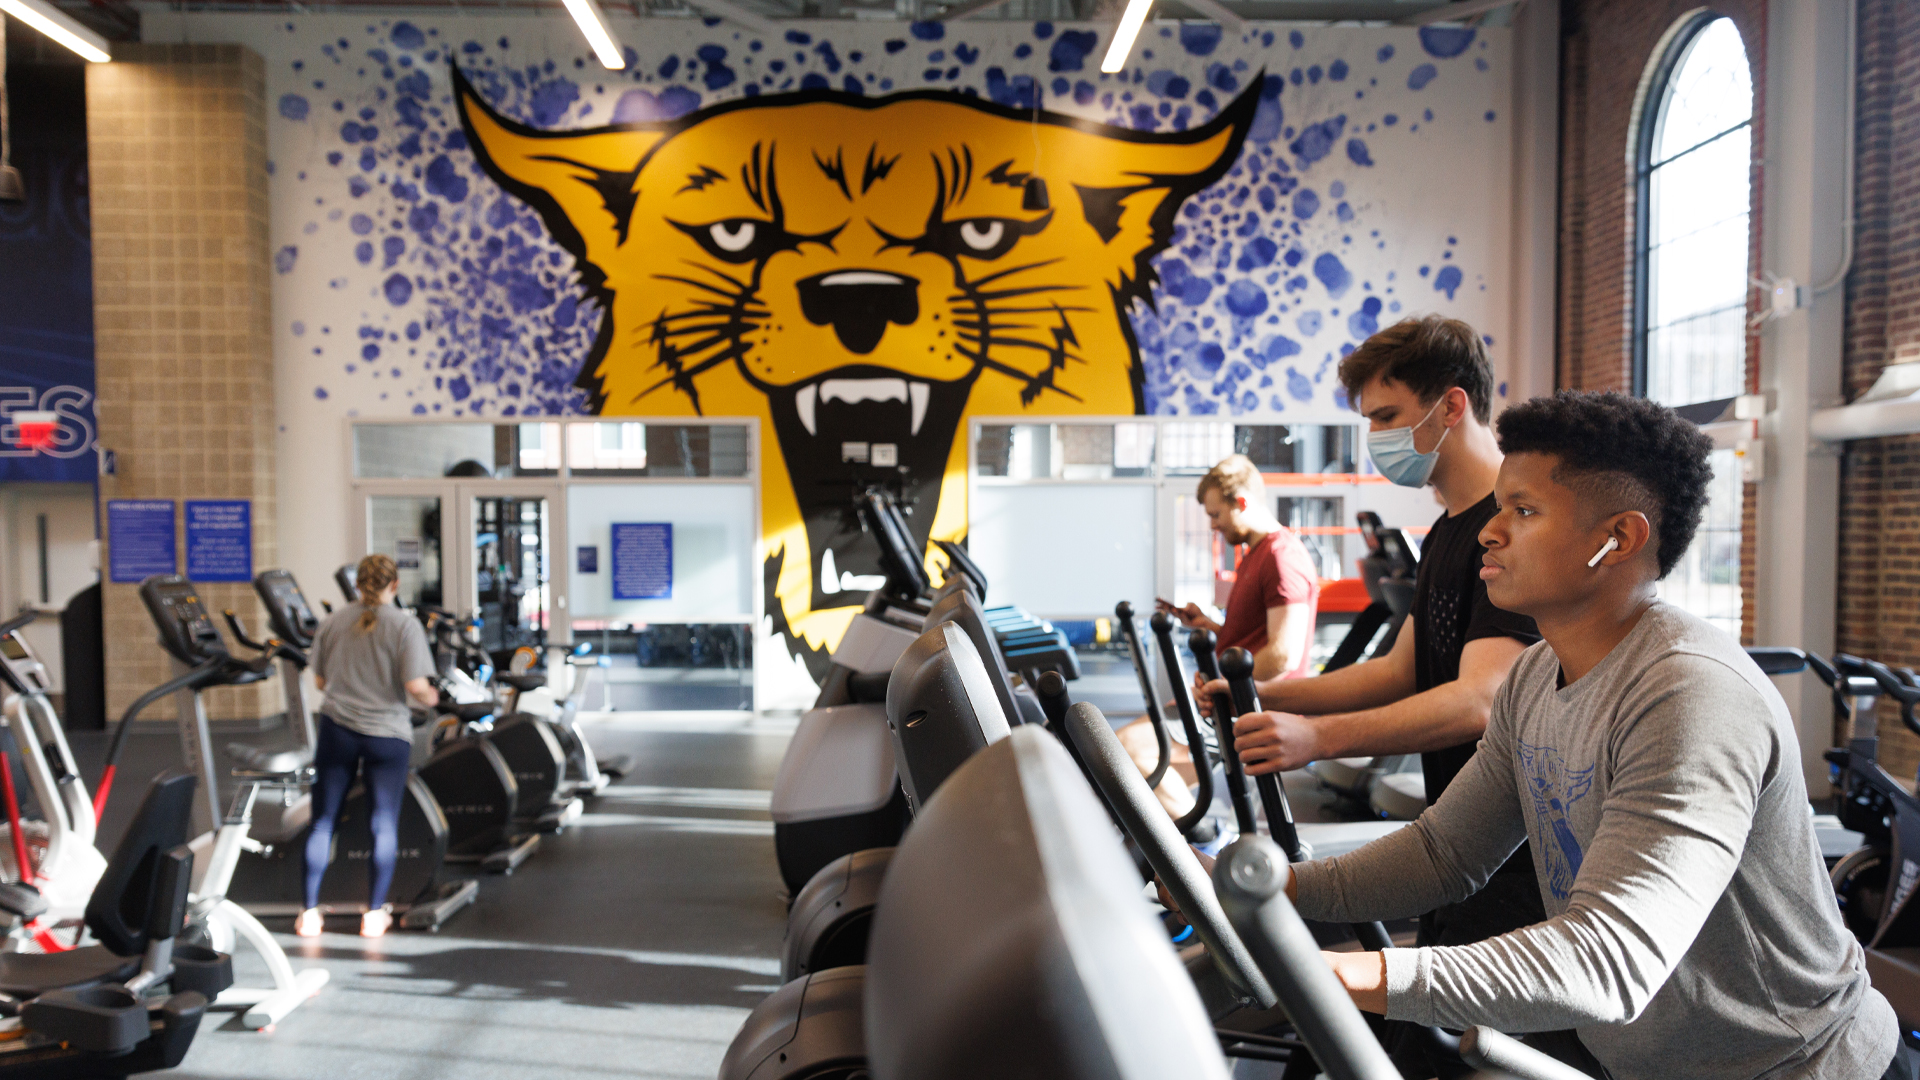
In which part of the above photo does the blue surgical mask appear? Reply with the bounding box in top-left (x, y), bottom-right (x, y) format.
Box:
top-left (1366, 399), bottom-right (1449, 488)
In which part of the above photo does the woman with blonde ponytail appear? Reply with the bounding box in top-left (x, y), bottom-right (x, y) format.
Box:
top-left (301, 553), bottom-right (438, 938)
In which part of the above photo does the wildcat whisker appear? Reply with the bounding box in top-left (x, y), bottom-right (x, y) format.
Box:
top-left (951, 284), bottom-right (1083, 303)
top-left (963, 257), bottom-right (1065, 290)
top-left (653, 273), bottom-right (755, 303)
top-left (961, 304), bottom-right (1099, 317)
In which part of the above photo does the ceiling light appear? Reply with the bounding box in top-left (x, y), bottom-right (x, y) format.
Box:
top-left (0, 0), bottom-right (112, 63)
top-left (559, 0), bottom-right (625, 70)
top-left (1099, 0), bottom-right (1152, 74)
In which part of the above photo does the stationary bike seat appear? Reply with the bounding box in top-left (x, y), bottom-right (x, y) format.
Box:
top-left (498, 672), bottom-right (548, 692)
top-left (440, 702), bottom-right (496, 723)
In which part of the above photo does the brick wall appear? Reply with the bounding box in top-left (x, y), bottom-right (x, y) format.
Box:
top-left (1837, 0), bottom-right (1920, 781)
top-left (1555, 0), bottom-right (1766, 646)
top-left (88, 45), bottom-right (282, 724)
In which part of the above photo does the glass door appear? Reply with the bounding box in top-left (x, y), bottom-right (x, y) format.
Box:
top-left (362, 492), bottom-right (447, 610)
top-left (455, 484), bottom-right (566, 652)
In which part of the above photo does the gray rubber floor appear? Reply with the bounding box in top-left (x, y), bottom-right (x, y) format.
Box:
top-left (73, 713), bottom-right (793, 1080)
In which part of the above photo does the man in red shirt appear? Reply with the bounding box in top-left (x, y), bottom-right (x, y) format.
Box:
top-left (1118, 455), bottom-right (1320, 816)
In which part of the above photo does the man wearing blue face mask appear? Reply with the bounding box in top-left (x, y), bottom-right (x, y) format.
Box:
top-left (1220, 314), bottom-right (1548, 1077)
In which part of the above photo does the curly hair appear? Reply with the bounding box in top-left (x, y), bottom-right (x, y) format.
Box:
top-left (1494, 391), bottom-right (1714, 578)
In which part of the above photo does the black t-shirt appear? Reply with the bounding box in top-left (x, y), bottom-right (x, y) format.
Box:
top-left (1411, 492), bottom-right (1542, 806)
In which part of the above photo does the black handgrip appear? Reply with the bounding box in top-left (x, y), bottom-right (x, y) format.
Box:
top-left (1191, 629), bottom-right (1257, 838)
top-left (0, 610), bottom-right (37, 639)
top-left (145, 846), bottom-right (194, 941)
top-left (1116, 601), bottom-right (1172, 789)
top-left (222, 610), bottom-right (270, 653)
top-left (1838, 655), bottom-right (1920, 738)
top-left (1221, 646), bottom-right (1304, 862)
top-left (1035, 670), bottom-right (1073, 737)
top-left (1151, 612), bottom-right (1216, 841)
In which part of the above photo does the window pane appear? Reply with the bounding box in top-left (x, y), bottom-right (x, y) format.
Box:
top-left (566, 423), bottom-right (749, 477)
top-left (1161, 422), bottom-right (1236, 474)
top-left (1646, 127), bottom-right (1749, 250)
top-left (353, 424), bottom-right (494, 479)
top-left (1647, 306), bottom-right (1747, 407)
top-left (1653, 18), bottom-right (1752, 163)
top-left (1657, 448), bottom-right (1742, 635)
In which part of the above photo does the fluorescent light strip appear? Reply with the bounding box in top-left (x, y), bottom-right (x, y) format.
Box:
top-left (0, 0), bottom-right (112, 63)
top-left (559, 0), bottom-right (626, 70)
top-left (1099, 0), bottom-right (1152, 74)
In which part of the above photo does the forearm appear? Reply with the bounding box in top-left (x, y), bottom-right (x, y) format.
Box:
top-left (1291, 821), bottom-right (1464, 925)
top-left (1251, 640), bottom-right (1294, 682)
top-left (1258, 656), bottom-right (1414, 716)
top-left (1308, 680), bottom-right (1493, 759)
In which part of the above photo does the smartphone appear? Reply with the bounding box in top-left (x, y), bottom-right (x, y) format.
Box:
top-left (1154, 597), bottom-right (1180, 611)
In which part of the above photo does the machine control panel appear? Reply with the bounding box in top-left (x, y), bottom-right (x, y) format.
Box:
top-left (139, 575), bottom-right (230, 666)
top-left (255, 569), bottom-right (319, 648)
top-left (0, 632), bottom-right (51, 696)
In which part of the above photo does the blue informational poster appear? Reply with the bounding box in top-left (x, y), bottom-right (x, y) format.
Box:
top-left (610, 523), bottom-right (671, 600)
top-left (185, 500), bottom-right (252, 583)
top-left (577, 546), bottom-right (598, 574)
top-left (107, 500), bottom-right (176, 583)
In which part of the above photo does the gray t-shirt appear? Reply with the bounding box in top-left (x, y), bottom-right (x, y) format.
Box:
top-left (312, 603), bottom-right (435, 742)
top-left (1291, 602), bottom-right (1898, 1080)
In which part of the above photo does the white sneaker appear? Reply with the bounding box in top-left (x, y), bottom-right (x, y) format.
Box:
top-left (295, 908), bottom-right (323, 938)
top-left (360, 906), bottom-right (394, 938)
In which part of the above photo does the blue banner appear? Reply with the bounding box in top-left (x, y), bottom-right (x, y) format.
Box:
top-left (185, 500), bottom-right (253, 583)
top-left (0, 64), bottom-right (95, 484)
top-left (577, 545), bottom-right (598, 574)
top-left (611, 523), bottom-right (671, 600)
top-left (108, 500), bottom-right (176, 583)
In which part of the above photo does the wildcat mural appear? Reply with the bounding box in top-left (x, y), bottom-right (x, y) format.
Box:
top-left (457, 70), bottom-right (1255, 666)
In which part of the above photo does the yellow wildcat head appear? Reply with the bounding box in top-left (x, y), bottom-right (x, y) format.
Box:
top-left (457, 69), bottom-right (1256, 671)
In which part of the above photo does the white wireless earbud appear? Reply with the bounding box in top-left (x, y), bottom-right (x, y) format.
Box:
top-left (1587, 536), bottom-right (1620, 568)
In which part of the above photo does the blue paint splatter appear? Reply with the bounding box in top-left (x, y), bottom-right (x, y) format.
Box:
top-left (1348, 296), bottom-right (1382, 338)
top-left (1289, 30), bottom-right (1304, 48)
top-left (1347, 139), bottom-right (1374, 166)
top-left (1434, 265), bottom-right (1464, 299)
top-left (1313, 253), bottom-right (1352, 298)
top-left (1249, 76), bottom-right (1286, 143)
top-left (1296, 311), bottom-right (1323, 336)
top-left (1408, 64), bottom-right (1438, 91)
top-left (614, 86), bottom-right (702, 121)
top-left (910, 20), bottom-right (944, 41)
top-left (1287, 368), bottom-right (1314, 402)
top-left (391, 22), bottom-right (426, 50)
top-left (1292, 188), bottom-right (1320, 220)
top-left (1225, 280), bottom-right (1268, 317)
top-left (275, 246), bottom-right (297, 274)
top-left (1289, 116), bottom-right (1345, 165)
top-left (1418, 27), bottom-right (1476, 58)
top-left (695, 45), bottom-right (735, 90)
top-left (1329, 59), bottom-right (1349, 81)
top-left (1033, 21), bottom-right (1054, 38)
top-left (1147, 70), bottom-right (1191, 99)
top-left (1179, 25), bottom-right (1222, 56)
top-left (355, 241), bottom-right (374, 264)
top-left (424, 154), bottom-right (468, 202)
top-left (279, 94), bottom-right (310, 121)
top-left (1262, 335), bottom-right (1301, 362)
top-left (382, 273), bottom-right (413, 306)
top-left (1237, 237), bottom-right (1278, 270)
top-left (1049, 30), bottom-right (1099, 72)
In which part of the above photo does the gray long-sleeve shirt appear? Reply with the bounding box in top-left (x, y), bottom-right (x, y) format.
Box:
top-left (1291, 602), bottom-right (1897, 1080)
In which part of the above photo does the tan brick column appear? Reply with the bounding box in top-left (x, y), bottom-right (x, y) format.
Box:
top-left (89, 45), bottom-right (281, 725)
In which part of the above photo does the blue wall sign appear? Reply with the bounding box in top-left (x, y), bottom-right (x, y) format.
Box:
top-left (185, 500), bottom-right (252, 583)
top-left (577, 545), bottom-right (598, 574)
top-left (610, 523), bottom-right (671, 600)
top-left (107, 500), bottom-right (176, 583)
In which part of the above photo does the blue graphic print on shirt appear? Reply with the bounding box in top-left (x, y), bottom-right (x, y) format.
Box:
top-left (1518, 740), bottom-right (1596, 900)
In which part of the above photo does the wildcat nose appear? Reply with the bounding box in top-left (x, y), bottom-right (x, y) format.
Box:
top-left (796, 270), bottom-right (920, 355)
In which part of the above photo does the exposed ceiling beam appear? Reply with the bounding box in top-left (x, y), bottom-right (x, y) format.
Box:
top-left (1397, 0), bottom-right (1517, 25)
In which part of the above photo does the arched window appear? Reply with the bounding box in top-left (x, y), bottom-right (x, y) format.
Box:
top-left (1634, 14), bottom-right (1753, 634)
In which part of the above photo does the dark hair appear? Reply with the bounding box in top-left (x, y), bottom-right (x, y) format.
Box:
top-left (1338, 315), bottom-right (1495, 423)
top-left (1494, 391), bottom-right (1714, 578)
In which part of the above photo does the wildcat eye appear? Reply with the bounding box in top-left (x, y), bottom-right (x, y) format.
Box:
top-left (958, 220), bottom-right (1004, 252)
top-left (710, 220), bottom-right (757, 252)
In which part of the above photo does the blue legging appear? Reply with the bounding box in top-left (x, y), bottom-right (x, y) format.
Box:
top-left (304, 715), bottom-right (412, 910)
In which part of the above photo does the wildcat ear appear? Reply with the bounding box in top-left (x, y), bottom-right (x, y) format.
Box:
top-left (454, 66), bottom-right (669, 275)
top-left (1042, 76), bottom-right (1263, 287)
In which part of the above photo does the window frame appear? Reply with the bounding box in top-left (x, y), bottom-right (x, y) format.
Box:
top-left (1631, 11), bottom-right (1753, 403)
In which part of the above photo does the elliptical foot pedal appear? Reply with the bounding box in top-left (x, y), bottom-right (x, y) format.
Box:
top-left (399, 879), bottom-right (479, 931)
top-left (531, 798), bottom-right (583, 834)
top-left (23, 986), bottom-right (147, 1054)
top-left (481, 834), bottom-right (541, 874)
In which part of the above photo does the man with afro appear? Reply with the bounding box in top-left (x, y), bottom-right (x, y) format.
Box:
top-left (1268, 391), bottom-right (1901, 1079)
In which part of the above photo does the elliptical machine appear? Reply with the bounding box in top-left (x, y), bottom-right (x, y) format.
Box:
top-left (113, 575), bottom-right (478, 947)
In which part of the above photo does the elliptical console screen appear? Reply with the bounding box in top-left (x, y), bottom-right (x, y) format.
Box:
top-left (255, 570), bottom-right (318, 647)
top-left (138, 575), bottom-right (229, 665)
